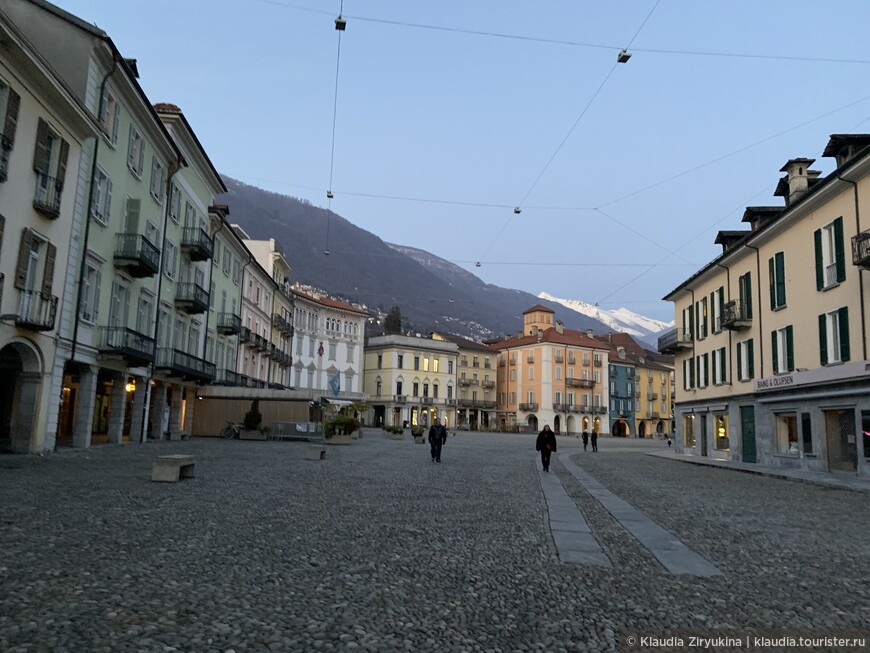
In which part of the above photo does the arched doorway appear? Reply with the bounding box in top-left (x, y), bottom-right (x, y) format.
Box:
top-left (553, 415), bottom-right (561, 434)
top-left (656, 420), bottom-right (665, 435)
top-left (0, 341), bottom-right (42, 453)
top-left (639, 421), bottom-right (647, 438)
top-left (567, 415), bottom-right (576, 435)
top-left (527, 414), bottom-right (538, 432)
top-left (612, 419), bottom-right (630, 437)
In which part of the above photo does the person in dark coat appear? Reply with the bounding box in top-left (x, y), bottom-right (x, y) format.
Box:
top-left (428, 418), bottom-right (448, 463)
top-left (581, 430), bottom-right (589, 451)
top-left (591, 430), bottom-right (599, 452)
top-left (535, 425), bottom-right (557, 472)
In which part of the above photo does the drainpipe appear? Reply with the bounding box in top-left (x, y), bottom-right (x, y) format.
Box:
top-left (838, 173), bottom-right (866, 361)
top-left (137, 156), bottom-right (183, 443)
top-left (202, 216), bottom-right (225, 364)
top-left (70, 57), bottom-right (119, 363)
top-left (238, 254), bottom-right (253, 381)
top-left (744, 243), bottom-right (764, 379)
top-left (715, 260), bottom-right (733, 386)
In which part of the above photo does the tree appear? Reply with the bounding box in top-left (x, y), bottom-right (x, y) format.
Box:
top-left (384, 305), bottom-right (402, 334)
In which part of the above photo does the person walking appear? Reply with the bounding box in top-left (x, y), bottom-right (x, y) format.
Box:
top-left (591, 430), bottom-right (599, 452)
top-left (581, 430), bottom-right (589, 451)
top-left (536, 425), bottom-right (557, 472)
top-left (428, 417), bottom-right (448, 463)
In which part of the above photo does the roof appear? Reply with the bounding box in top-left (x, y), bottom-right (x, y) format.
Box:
top-left (488, 326), bottom-right (608, 351)
top-left (822, 134), bottom-right (870, 158)
top-left (779, 157), bottom-right (815, 172)
top-left (291, 288), bottom-right (369, 316)
top-left (430, 332), bottom-right (496, 353)
top-left (154, 103), bottom-right (227, 194)
top-left (522, 304), bottom-right (554, 315)
top-left (741, 206), bottom-right (782, 223)
top-left (714, 230), bottom-right (750, 246)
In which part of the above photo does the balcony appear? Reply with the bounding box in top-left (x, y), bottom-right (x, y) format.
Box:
top-left (658, 327), bottom-right (693, 354)
top-left (566, 405), bottom-right (580, 413)
top-left (0, 135), bottom-right (11, 182)
top-left (852, 231), bottom-right (870, 268)
top-left (175, 282), bottom-right (209, 314)
top-left (239, 326), bottom-right (252, 344)
top-left (649, 392), bottom-right (659, 400)
top-left (567, 355), bottom-right (576, 364)
top-left (113, 233), bottom-right (160, 278)
top-left (422, 397), bottom-right (434, 405)
top-left (98, 327), bottom-right (154, 366)
top-left (593, 358), bottom-right (602, 367)
top-left (458, 378), bottom-right (472, 387)
top-left (33, 173), bottom-right (62, 219)
top-left (553, 403), bottom-right (570, 411)
top-left (651, 411), bottom-right (663, 418)
top-left (518, 402), bottom-right (538, 412)
top-left (180, 227), bottom-right (213, 261)
top-left (472, 361), bottom-right (480, 368)
top-left (498, 359), bottom-right (506, 367)
top-left (484, 360), bottom-right (492, 369)
top-left (591, 406), bottom-right (606, 414)
top-left (273, 313), bottom-right (294, 336)
top-left (155, 348), bottom-right (216, 383)
top-left (217, 313), bottom-right (241, 336)
top-left (482, 380), bottom-right (495, 389)
top-left (460, 360), bottom-right (468, 367)
top-left (214, 368), bottom-right (242, 386)
top-left (554, 354), bottom-right (564, 364)
top-left (3, 289), bottom-right (57, 331)
top-left (393, 395), bottom-right (407, 403)
top-left (721, 300), bottom-right (752, 330)
top-left (567, 378), bottom-right (595, 388)
top-left (458, 399), bottom-right (497, 409)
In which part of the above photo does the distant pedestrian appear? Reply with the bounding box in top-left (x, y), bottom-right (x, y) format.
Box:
top-left (536, 425), bottom-right (557, 472)
top-left (581, 430), bottom-right (589, 451)
top-left (667, 434), bottom-right (672, 447)
top-left (428, 417), bottom-right (447, 463)
top-left (591, 430), bottom-right (599, 452)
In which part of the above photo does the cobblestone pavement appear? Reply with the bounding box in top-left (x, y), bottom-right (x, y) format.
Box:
top-left (1, 432), bottom-right (868, 653)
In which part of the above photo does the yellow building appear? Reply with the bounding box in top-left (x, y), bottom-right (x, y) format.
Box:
top-left (431, 332), bottom-right (497, 431)
top-left (661, 136), bottom-right (870, 477)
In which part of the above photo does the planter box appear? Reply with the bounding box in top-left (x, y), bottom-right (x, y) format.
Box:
top-left (325, 435), bottom-right (352, 445)
top-left (414, 436), bottom-right (425, 444)
top-left (240, 430), bottom-right (267, 441)
top-left (389, 433), bottom-right (404, 440)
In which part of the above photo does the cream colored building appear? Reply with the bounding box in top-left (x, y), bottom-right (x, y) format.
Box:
top-left (662, 137), bottom-right (870, 477)
top-left (490, 305), bottom-right (610, 435)
top-left (364, 334), bottom-right (458, 429)
top-left (431, 332), bottom-right (497, 431)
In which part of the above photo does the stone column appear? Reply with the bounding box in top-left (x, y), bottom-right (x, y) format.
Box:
top-left (128, 376), bottom-right (147, 444)
top-left (106, 371), bottom-right (127, 444)
top-left (11, 372), bottom-right (41, 453)
top-left (73, 365), bottom-right (97, 448)
top-left (168, 383), bottom-right (183, 441)
top-left (182, 386), bottom-right (195, 437)
top-left (150, 381), bottom-right (167, 441)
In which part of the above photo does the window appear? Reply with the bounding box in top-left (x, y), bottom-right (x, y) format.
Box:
top-left (593, 370), bottom-right (600, 383)
top-left (412, 382), bottom-right (419, 397)
top-left (815, 217), bottom-right (845, 290)
top-left (127, 124), bottom-right (144, 176)
top-left (696, 297), bottom-right (708, 339)
top-left (164, 241), bottom-right (177, 280)
top-left (448, 360), bottom-right (453, 374)
top-left (510, 369), bottom-right (516, 381)
top-left (397, 353), bottom-right (404, 369)
top-left (712, 347), bottom-right (727, 385)
top-left (396, 381), bottom-right (403, 395)
top-left (377, 353), bottom-right (382, 369)
top-left (771, 325), bottom-right (794, 374)
top-left (713, 414), bottom-right (729, 450)
top-left (433, 383), bottom-right (439, 399)
top-left (684, 415), bottom-right (696, 448)
top-left (819, 307), bottom-right (850, 365)
top-left (423, 357), bottom-right (429, 372)
top-left (414, 356), bottom-right (420, 371)
top-left (108, 279), bottom-right (130, 327)
top-left (738, 271), bottom-right (753, 319)
top-left (583, 352), bottom-right (590, 365)
top-left (90, 167), bottom-right (112, 224)
top-left (447, 385), bottom-right (453, 400)
top-left (737, 338), bottom-right (754, 381)
top-left (768, 252), bottom-right (786, 309)
top-left (775, 413), bottom-right (799, 455)
top-left (711, 287), bottom-right (724, 333)
top-left (433, 359), bottom-right (439, 373)
top-left (0, 83), bottom-right (20, 183)
top-left (169, 185), bottom-right (181, 223)
top-left (696, 353), bottom-right (709, 388)
top-left (80, 262), bottom-right (101, 323)
top-left (375, 379), bottom-right (381, 396)
top-left (136, 292), bottom-right (153, 334)
top-left (682, 306), bottom-right (694, 340)
top-left (555, 366), bottom-right (562, 380)
top-left (528, 391), bottom-right (536, 404)
top-left (510, 392), bottom-right (517, 405)
top-left (33, 119), bottom-right (69, 214)
top-left (149, 157), bottom-right (165, 203)
top-left (98, 85), bottom-right (121, 145)
top-left (528, 367), bottom-right (534, 380)
top-left (801, 412), bottom-right (813, 455)
top-left (683, 358), bottom-right (694, 390)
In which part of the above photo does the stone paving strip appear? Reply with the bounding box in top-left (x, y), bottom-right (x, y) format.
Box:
top-left (535, 458), bottom-right (611, 567)
top-left (559, 453), bottom-right (722, 577)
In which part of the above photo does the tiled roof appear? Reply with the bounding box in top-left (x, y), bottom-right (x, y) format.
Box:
top-left (488, 327), bottom-right (607, 351)
top-left (430, 332), bottom-right (496, 352)
top-left (291, 289), bottom-right (369, 316)
top-left (522, 304), bottom-right (554, 314)
top-left (154, 102), bottom-right (182, 113)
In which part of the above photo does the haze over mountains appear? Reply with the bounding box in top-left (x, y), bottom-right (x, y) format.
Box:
top-left (219, 177), bottom-right (670, 346)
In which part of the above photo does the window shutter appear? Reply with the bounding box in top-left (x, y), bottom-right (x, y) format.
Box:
top-left (776, 252), bottom-right (786, 307)
top-left (818, 314), bottom-right (828, 366)
top-left (33, 118), bottom-right (51, 174)
top-left (111, 102), bottom-right (120, 144)
top-left (689, 358), bottom-right (695, 387)
top-left (689, 306), bottom-right (695, 339)
top-left (98, 86), bottom-right (108, 127)
top-left (785, 325), bottom-right (794, 372)
top-left (127, 125), bottom-right (135, 168)
top-left (834, 217), bottom-right (845, 283)
top-left (41, 243), bottom-right (56, 297)
top-left (14, 228), bottom-right (33, 289)
top-left (0, 214), bottom-right (4, 253)
top-left (4, 88), bottom-right (20, 147)
top-left (748, 339), bottom-right (754, 378)
top-left (718, 287), bottom-right (724, 316)
top-left (839, 306), bottom-right (850, 363)
top-left (720, 347), bottom-right (726, 383)
top-left (744, 272), bottom-right (752, 318)
top-left (125, 197), bottom-right (140, 233)
top-left (105, 177), bottom-right (113, 221)
top-left (771, 330), bottom-right (778, 373)
top-left (703, 353), bottom-right (709, 387)
top-left (56, 138), bottom-right (69, 185)
top-left (137, 137), bottom-right (144, 174)
top-left (768, 256), bottom-right (776, 310)
top-left (814, 228), bottom-right (824, 290)
top-left (737, 343), bottom-right (743, 381)
top-left (93, 269), bottom-right (101, 321)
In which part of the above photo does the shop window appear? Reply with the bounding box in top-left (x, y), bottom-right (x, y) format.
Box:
top-left (775, 413), bottom-right (799, 455)
top-left (713, 414), bottom-right (729, 450)
top-left (801, 412), bottom-right (813, 455)
top-left (862, 411), bottom-right (870, 459)
top-left (683, 415), bottom-right (696, 448)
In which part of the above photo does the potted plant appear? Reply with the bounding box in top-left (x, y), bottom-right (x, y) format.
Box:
top-left (241, 399), bottom-right (267, 440)
top-left (324, 413), bottom-right (358, 445)
top-left (411, 424), bottom-right (425, 444)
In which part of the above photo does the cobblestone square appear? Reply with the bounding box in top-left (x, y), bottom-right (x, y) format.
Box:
top-left (1, 432), bottom-right (868, 652)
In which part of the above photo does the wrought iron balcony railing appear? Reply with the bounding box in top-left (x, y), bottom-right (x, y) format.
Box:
top-left (155, 348), bottom-right (216, 383)
top-left (181, 227), bottom-right (213, 261)
top-left (217, 313), bottom-right (241, 335)
top-left (4, 289), bottom-right (58, 331)
top-left (99, 327), bottom-right (154, 366)
top-left (114, 233), bottom-right (160, 278)
top-left (175, 282), bottom-right (209, 314)
top-left (33, 173), bottom-right (62, 219)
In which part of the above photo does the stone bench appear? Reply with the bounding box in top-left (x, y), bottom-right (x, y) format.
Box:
top-left (152, 455), bottom-right (196, 483)
top-left (306, 445), bottom-right (326, 461)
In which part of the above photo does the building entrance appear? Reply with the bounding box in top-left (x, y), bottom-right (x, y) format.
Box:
top-left (824, 409), bottom-right (857, 472)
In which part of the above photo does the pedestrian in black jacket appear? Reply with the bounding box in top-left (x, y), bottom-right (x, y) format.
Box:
top-left (536, 425), bottom-right (557, 472)
top-left (428, 418), bottom-right (447, 463)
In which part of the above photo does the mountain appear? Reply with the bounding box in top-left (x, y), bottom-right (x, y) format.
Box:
top-left (218, 177), bottom-right (614, 340)
top-left (539, 291), bottom-right (674, 346)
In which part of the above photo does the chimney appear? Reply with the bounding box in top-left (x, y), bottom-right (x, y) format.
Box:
top-left (555, 321), bottom-right (564, 335)
top-left (779, 158), bottom-right (815, 205)
top-left (617, 346), bottom-right (626, 360)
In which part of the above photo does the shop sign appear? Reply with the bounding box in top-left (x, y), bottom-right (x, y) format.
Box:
top-left (754, 373), bottom-right (795, 392)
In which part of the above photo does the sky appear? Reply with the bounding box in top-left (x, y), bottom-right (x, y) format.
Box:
top-left (52, 0), bottom-right (870, 321)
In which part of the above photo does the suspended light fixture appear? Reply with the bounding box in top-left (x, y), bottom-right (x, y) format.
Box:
top-left (326, 190), bottom-right (334, 199)
top-left (513, 207), bottom-right (522, 214)
top-left (617, 49), bottom-right (632, 64)
top-left (335, 15), bottom-right (347, 31)
top-left (475, 262), bottom-right (481, 268)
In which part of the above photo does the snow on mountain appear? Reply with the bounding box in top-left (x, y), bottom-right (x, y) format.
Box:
top-left (538, 292), bottom-right (674, 339)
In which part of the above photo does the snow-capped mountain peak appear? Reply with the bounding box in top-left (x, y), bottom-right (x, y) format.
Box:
top-left (538, 292), bottom-right (673, 339)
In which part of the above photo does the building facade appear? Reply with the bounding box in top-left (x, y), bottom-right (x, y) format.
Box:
top-left (364, 334), bottom-right (458, 429)
top-left (661, 137), bottom-right (870, 477)
top-left (431, 332), bottom-right (497, 431)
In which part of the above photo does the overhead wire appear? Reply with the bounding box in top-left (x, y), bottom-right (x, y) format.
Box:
top-left (324, 0), bottom-right (345, 260)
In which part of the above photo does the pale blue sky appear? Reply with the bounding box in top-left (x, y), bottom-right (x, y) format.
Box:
top-left (54, 0), bottom-right (870, 320)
